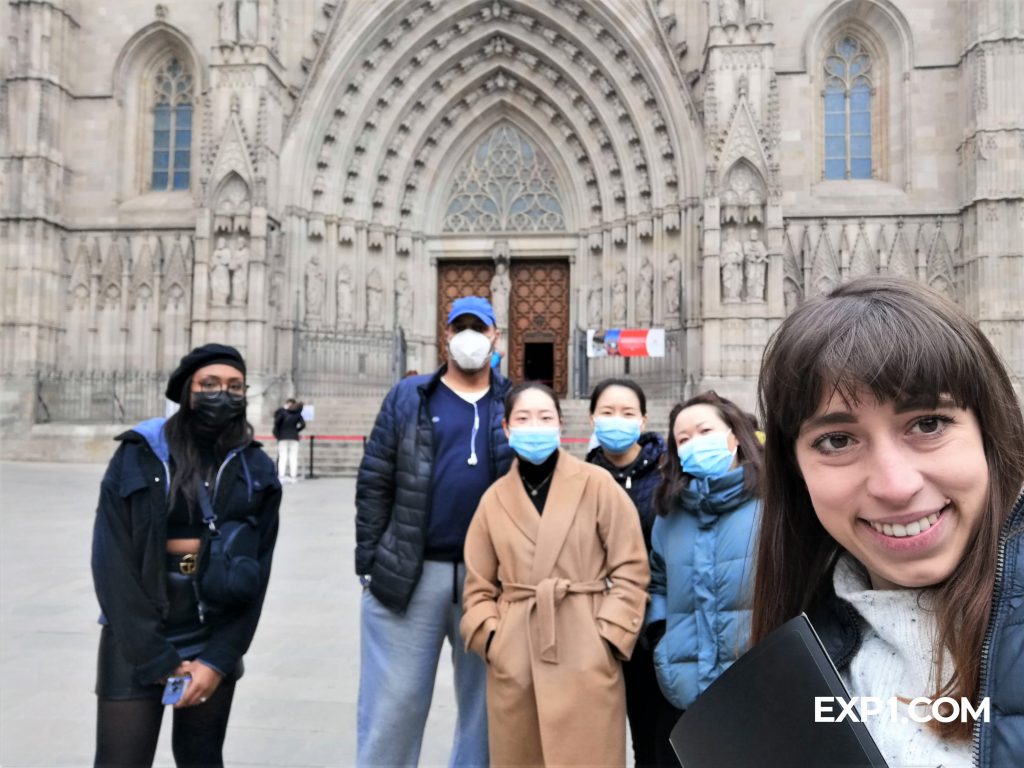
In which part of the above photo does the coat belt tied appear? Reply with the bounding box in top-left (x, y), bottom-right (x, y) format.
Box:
top-left (503, 578), bottom-right (606, 663)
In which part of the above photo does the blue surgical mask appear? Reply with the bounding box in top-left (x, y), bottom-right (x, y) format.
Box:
top-left (594, 417), bottom-right (642, 454)
top-left (678, 431), bottom-right (736, 479)
top-left (509, 426), bottom-right (561, 465)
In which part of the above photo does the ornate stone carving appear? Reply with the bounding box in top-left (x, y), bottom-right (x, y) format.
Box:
top-left (304, 255), bottom-right (325, 321)
top-left (720, 229), bottom-right (745, 302)
top-left (664, 253), bottom-right (682, 318)
top-left (366, 269), bottom-right (383, 327)
top-left (490, 255), bottom-right (511, 331)
top-left (636, 258), bottom-right (654, 324)
top-left (588, 270), bottom-right (603, 327)
top-left (336, 265), bottom-right (353, 324)
top-left (237, 0), bottom-right (258, 44)
top-left (743, 228), bottom-right (768, 302)
top-left (210, 237), bottom-right (232, 306)
top-left (230, 236), bottom-right (249, 306)
top-left (611, 264), bottom-right (627, 325)
top-left (395, 270), bottom-right (413, 328)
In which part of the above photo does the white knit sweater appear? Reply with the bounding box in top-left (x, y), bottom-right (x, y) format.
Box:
top-left (832, 555), bottom-right (973, 768)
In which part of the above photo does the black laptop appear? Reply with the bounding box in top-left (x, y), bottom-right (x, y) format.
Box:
top-left (669, 614), bottom-right (889, 767)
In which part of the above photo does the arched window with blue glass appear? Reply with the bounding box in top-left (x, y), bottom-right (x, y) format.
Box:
top-left (151, 57), bottom-right (193, 191)
top-left (823, 36), bottom-right (873, 180)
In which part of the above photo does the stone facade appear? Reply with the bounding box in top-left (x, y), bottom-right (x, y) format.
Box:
top-left (1, 0), bottom-right (1022, 433)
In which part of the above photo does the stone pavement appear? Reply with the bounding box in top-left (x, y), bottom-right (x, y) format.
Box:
top-left (0, 462), bottom-right (459, 767)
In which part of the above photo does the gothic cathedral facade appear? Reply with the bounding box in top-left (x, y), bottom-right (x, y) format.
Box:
top-left (2, 0), bottom-right (1022, 432)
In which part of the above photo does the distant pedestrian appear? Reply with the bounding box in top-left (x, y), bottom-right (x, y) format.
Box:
top-left (91, 343), bottom-right (281, 768)
top-left (272, 398), bottom-right (305, 483)
top-left (461, 382), bottom-right (650, 767)
top-left (585, 378), bottom-right (680, 767)
top-left (647, 391), bottom-right (763, 714)
top-left (355, 296), bottom-right (512, 767)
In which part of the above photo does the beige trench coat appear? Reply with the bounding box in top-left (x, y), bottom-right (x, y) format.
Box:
top-left (460, 450), bottom-right (650, 767)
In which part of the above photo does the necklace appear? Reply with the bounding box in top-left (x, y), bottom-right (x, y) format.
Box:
top-left (521, 471), bottom-right (554, 497)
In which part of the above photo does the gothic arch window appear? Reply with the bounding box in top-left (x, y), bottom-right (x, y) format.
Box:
top-left (150, 57), bottom-right (194, 191)
top-left (443, 124), bottom-right (566, 233)
top-left (823, 36), bottom-right (873, 180)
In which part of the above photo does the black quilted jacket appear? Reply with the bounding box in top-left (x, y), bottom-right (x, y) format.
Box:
top-left (355, 365), bottom-right (513, 613)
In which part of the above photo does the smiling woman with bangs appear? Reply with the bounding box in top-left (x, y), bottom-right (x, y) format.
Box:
top-left (751, 277), bottom-right (1024, 767)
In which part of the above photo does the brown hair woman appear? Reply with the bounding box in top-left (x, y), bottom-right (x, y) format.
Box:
top-left (752, 277), bottom-right (1024, 766)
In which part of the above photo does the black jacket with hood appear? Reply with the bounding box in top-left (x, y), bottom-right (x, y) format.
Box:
top-left (91, 417), bottom-right (281, 686)
top-left (355, 365), bottom-right (513, 613)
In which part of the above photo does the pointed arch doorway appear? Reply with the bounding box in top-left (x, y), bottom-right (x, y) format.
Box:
top-left (434, 122), bottom-right (572, 396)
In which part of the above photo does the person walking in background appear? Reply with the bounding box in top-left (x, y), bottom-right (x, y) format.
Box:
top-left (647, 392), bottom-right (764, 715)
top-left (91, 343), bottom-right (281, 767)
top-left (585, 378), bottom-right (679, 767)
top-left (272, 398), bottom-right (305, 483)
top-left (461, 382), bottom-right (650, 767)
top-left (355, 296), bottom-right (512, 768)
top-left (752, 277), bottom-right (1024, 766)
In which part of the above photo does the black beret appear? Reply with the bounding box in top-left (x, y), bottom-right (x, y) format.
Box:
top-left (166, 343), bottom-right (247, 403)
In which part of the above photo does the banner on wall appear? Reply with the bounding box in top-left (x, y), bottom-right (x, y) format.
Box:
top-left (587, 329), bottom-right (665, 358)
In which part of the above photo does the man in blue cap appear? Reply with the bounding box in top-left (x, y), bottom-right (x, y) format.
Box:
top-left (355, 295), bottom-right (513, 767)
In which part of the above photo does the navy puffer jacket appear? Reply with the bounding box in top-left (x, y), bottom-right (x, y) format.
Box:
top-left (810, 490), bottom-right (1024, 766)
top-left (355, 365), bottom-right (513, 613)
top-left (585, 431), bottom-right (666, 551)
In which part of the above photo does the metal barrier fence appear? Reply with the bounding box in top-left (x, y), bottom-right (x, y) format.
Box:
top-left (294, 327), bottom-right (407, 398)
top-left (35, 370), bottom-right (167, 424)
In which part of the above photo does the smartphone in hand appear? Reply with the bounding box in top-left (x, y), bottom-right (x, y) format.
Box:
top-left (162, 675), bottom-right (191, 706)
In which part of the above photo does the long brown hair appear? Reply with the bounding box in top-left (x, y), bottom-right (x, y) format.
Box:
top-left (653, 391), bottom-right (765, 516)
top-left (751, 276), bottom-right (1024, 741)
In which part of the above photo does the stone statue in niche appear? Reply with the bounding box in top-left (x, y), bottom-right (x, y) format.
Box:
top-left (304, 255), bottom-right (325, 321)
top-left (720, 230), bottom-right (745, 302)
top-left (210, 237), bottom-right (232, 306)
top-left (783, 279), bottom-right (800, 315)
top-left (611, 264), bottom-right (628, 326)
top-left (719, 0), bottom-right (744, 26)
top-left (743, 228), bottom-right (768, 302)
top-left (336, 265), bottom-right (353, 324)
top-left (395, 270), bottom-right (413, 328)
top-left (664, 253), bottom-right (682, 317)
top-left (230, 236), bottom-right (249, 306)
top-left (269, 271), bottom-right (283, 310)
top-left (636, 258), bottom-right (654, 325)
top-left (237, 0), bottom-right (258, 44)
top-left (366, 269), bottom-right (384, 327)
top-left (588, 270), bottom-right (603, 327)
top-left (490, 257), bottom-right (511, 331)
top-left (217, 1), bottom-right (238, 44)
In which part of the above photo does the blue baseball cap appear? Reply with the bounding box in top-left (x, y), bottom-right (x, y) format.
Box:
top-left (447, 296), bottom-right (496, 326)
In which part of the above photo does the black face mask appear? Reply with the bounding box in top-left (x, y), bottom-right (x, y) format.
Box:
top-left (191, 391), bottom-right (246, 428)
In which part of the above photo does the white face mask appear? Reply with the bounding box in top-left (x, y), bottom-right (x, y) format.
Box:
top-left (449, 330), bottom-right (493, 372)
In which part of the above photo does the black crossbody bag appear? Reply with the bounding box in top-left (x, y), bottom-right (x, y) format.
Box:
top-left (196, 482), bottom-right (262, 610)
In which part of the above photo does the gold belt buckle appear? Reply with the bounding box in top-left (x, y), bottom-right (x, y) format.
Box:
top-left (179, 553), bottom-right (197, 575)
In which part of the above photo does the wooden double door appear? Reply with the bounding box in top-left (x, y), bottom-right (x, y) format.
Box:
top-left (437, 260), bottom-right (570, 396)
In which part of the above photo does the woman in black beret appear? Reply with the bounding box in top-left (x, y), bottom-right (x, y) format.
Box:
top-left (91, 344), bottom-right (281, 767)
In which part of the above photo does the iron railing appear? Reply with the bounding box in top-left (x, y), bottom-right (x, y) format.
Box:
top-left (35, 370), bottom-right (168, 424)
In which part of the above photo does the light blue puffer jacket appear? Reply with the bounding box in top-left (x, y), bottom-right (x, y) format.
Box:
top-left (646, 466), bottom-right (760, 710)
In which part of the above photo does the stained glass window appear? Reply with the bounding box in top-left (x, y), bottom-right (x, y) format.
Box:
top-left (151, 58), bottom-right (193, 191)
top-left (823, 37), bottom-right (873, 180)
top-left (443, 124), bottom-right (566, 232)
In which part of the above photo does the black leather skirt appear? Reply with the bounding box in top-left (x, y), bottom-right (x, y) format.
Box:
top-left (96, 562), bottom-right (242, 700)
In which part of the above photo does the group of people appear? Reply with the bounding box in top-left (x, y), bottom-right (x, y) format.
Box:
top-left (89, 276), bottom-right (1024, 768)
